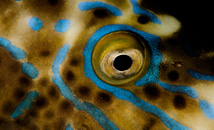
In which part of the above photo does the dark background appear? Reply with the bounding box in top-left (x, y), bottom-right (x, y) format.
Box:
top-left (141, 0), bottom-right (213, 54)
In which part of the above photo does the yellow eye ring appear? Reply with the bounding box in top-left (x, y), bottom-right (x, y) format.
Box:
top-left (92, 31), bottom-right (150, 85)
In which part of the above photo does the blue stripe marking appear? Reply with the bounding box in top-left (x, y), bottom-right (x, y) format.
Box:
top-left (29, 17), bottom-right (43, 31)
top-left (188, 69), bottom-right (214, 81)
top-left (55, 19), bottom-right (71, 33)
top-left (83, 24), bottom-right (190, 130)
top-left (158, 81), bottom-right (198, 99)
top-left (65, 124), bottom-right (73, 130)
top-left (199, 100), bottom-right (214, 119)
top-left (52, 44), bottom-right (119, 130)
top-left (22, 62), bottom-right (39, 79)
top-left (78, 1), bottom-right (122, 16)
top-left (130, 0), bottom-right (161, 24)
top-left (11, 91), bottom-right (39, 119)
top-left (0, 37), bottom-right (26, 60)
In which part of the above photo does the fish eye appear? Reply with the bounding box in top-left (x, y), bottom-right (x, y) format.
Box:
top-left (92, 31), bottom-right (150, 85)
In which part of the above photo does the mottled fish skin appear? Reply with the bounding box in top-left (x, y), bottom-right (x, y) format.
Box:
top-left (0, 0), bottom-right (213, 130)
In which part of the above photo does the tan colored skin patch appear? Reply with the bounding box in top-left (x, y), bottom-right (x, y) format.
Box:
top-left (0, 0), bottom-right (214, 130)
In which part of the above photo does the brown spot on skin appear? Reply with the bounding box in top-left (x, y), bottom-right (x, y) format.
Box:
top-left (138, 15), bottom-right (150, 24)
top-left (143, 118), bottom-right (156, 130)
top-left (168, 71), bottom-right (179, 81)
top-left (19, 76), bottom-right (32, 87)
top-left (28, 108), bottom-right (38, 118)
top-left (44, 110), bottom-right (55, 119)
top-left (96, 92), bottom-right (112, 105)
top-left (35, 96), bottom-right (49, 109)
top-left (66, 70), bottom-right (75, 81)
top-left (173, 95), bottom-right (186, 109)
top-left (81, 124), bottom-right (89, 130)
top-left (39, 78), bottom-right (49, 86)
top-left (77, 86), bottom-right (91, 97)
top-left (40, 50), bottom-right (51, 57)
top-left (48, 86), bottom-right (59, 99)
top-left (13, 88), bottom-right (26, 100)
top-left (2, 101), bottom-right (14, 115)
top-left (53, 118), bottom-right (66, 130)
top-left (70, 58), bottom-right (79, 66)
top-left (93, 9), bottom-right (109, 18)
top-left (143, 85), bottom-right (160, 100)
top-left (59, 100), bottom-right (73, 114)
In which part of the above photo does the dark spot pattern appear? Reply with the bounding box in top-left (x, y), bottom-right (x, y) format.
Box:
top-left (78, 86), bottom-right (91, 97)
top-left (168, 71), bottom-right (179, 81)
top-left (70, 58), bottom-right (79, 66)
top-left (96, 92), bottom-right (112, 105)
top-left (48, 86), bottom-right (59, 99)
top-left (2, 101), bottom-right (14, 114)
top-left (35, 96), bottom-right (49, 109)
top-left (66, 71), bottom-right (75, 81)
top-left (173, 95), bottom-right (186, 109)
top-left (39, 78), bottom-right (49, 86)
top-left (28, 109), bottom-right (38, 118)
top-left (44, 110), bottom-right (54, 119)
top-left (59, 100), bottom-right (73, 113)
top-left (143, 118), bottom-right (156, 130)
top-left (143, 85), bottom-right (160, 100)
top-left (19, 76), bottom-right (31, 87)
top-left (13, 88), bottom-right (26, 100)
top-left (93, 9), bottom-right (109, 18)
top-left (40, 50), bottom-right (50, 57)
top-left (138, 15), bottom-right (150, 24)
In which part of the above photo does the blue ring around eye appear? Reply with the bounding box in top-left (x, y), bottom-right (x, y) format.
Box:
top-left (83, 24), bottom-right (190, 130)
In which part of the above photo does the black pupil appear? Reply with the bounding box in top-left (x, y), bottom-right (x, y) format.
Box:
top-left (113, 55), bottom-right (133, 71)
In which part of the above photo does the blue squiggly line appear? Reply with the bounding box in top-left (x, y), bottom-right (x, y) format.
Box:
top-left (158, 81), bottom-right (198, 99)
top-left (52, 44), bottom-right (119, 130)
top-left (83, 24), bottom-right (190, 130)
top-left (78, 1), bottom-right (122, 16)
top-left (11, 91), bottom-right (39, 119)
top-left (0, 37), bottom-right (39, 78)
top-left (188, 69), bottom-right (214, 81)
top-left (130, 0), bottom-right (161, 24)
top-left (0, 37), bottom-right (26, 60)
top-left (21, 62), bottom-right (39, 79)
top-left (199, 100), bottom-right (214, 119)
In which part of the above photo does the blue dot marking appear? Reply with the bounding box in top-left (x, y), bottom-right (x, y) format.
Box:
top-left (29, 17), bottom-right (43, 31)
top-left (200, 100), bottom-right (214, 119)
top-left (0, 37), bottom-right (26, 60)
top-left (22, 62), bottom-right (39, 79)
top-left (52, 44), bottom-right (119, 130)
top-left (78, 1), bottom-right (122, 16)
top-left (11, 91), bottom-right (39, 119)
top-left (55, 19), bottom-right (71, 33)
top-left (188, 69), bottom-right (214, 81)
top-left (65, 124), bottom-right (74, 130)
